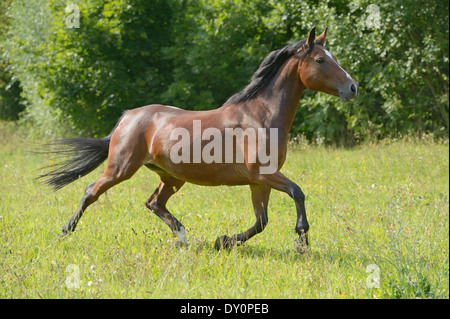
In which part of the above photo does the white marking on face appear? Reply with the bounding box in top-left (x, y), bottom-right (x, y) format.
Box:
top-left (323, 48), bottom-right (333, 60)
top-left (323, 48), bottom-right (352, 80)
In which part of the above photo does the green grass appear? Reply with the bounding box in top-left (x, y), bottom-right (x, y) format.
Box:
top-left (0, 122), bottom-right (448, 298)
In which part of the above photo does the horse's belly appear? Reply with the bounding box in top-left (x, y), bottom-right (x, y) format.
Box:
top-left (147, 161), bottom-right (251, 186)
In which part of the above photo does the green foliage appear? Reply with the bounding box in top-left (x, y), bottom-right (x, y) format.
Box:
top-left (328, 0), bottom-right (449, 142)
top-left (0, 0), bottom-right (66, 137)
top-left (0, 0), bottom-right (24, 121)
top-left (0, 66), bottom-right (24, 121)
top-left (161, 0), bottom-right (278, 110)
top-left (1, 0), bottom-right (449, 141)
top-left (40, 0), bottom-right (178, 136)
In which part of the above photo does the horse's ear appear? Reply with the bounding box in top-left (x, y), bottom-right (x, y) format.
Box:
top-left (317, 27), bottom-right (328, 45)
top-left (307, 27), bottom-right (316, 47)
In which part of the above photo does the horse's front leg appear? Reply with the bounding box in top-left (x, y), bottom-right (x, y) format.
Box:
top-left (256, 171), bottom-right (309, 254)
top-left (214, 184), bottom-right (271, 250)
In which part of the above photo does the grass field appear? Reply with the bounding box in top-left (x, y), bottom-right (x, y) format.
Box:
top-left (0, 122), bottom-right (448, 299)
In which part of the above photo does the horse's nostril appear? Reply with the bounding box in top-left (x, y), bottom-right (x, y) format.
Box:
top-left (350, 83), bottom-right (356, 93)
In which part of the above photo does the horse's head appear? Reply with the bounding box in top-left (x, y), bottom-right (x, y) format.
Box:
top-left (297, 27), bottom-right (358, 102)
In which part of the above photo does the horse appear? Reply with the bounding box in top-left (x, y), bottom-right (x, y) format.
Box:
top-left (39, 27), bottom-right (358, 253)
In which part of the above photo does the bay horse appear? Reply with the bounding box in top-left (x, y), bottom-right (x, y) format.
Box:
top-left (39, 27), bottom-right (358, 253)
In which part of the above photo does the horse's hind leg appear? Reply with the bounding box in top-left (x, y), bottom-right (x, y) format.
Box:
top-left (62, 149), bottom-right (143, 235)
top-left (62, 162), bottom-right (141, 235)
top-left (215, 184), bottom-right (271, 249)
top-left (62, 180), bottom-right (97, 235)
top-left (145, 176), bottom-right (187, 247)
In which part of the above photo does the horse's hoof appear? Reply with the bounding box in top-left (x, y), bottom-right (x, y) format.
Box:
top-left (61, 222), bottom-right (76, 238)
top-left (214, 235), bottom-right (233, 250)
top-left (175, 240), bottom-right (189, 249)
top-left (294, 239), bottom-right (308, 255)
top-left (61, 225), bottom-right (70, 238)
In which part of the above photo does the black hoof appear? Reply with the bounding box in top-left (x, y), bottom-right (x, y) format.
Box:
top-left (214, 235), bottom-right (235, 250)
top-left (61, 223), bottom-right (74, 237)
top-left (61, 227), bottom-right (69, 237)
top-left (294, 233), bottom-right (309, 254)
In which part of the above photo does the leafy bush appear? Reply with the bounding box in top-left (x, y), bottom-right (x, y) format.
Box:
top-left (0, 0), bottom-right (24, 121)
top-left (0, 67), bottom-right (24, 121)
top-left (1, 0), bottom-right (448, 141)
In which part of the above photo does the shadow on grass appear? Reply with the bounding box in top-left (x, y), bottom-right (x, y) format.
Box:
top-left (187, 236), bottom-right (331, 264)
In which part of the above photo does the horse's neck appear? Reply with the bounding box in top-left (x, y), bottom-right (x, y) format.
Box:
top-left (259, 57), bottom-right (305, 133)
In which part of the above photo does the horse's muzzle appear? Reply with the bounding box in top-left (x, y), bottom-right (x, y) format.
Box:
top-left (339, 82), bottom-right (359, 102)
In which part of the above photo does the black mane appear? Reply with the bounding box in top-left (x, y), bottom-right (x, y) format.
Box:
top-left (225, 39), bottom-right (307, 105)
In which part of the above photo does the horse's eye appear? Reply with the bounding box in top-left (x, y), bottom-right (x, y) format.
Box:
top-left (316, 57), bottom-right (324, 64)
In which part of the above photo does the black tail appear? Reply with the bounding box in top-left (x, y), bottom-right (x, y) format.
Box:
top-left (37, 111), bottom-right (128, 190)
top-left (38, 136), bottom-right (111, 190)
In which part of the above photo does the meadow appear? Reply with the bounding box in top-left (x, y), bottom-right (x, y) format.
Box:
top-left (0, 122), bottom-right (448, 299)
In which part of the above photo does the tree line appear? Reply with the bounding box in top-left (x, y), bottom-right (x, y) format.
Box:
top-left (0, 0), bottom-right (448, 144)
